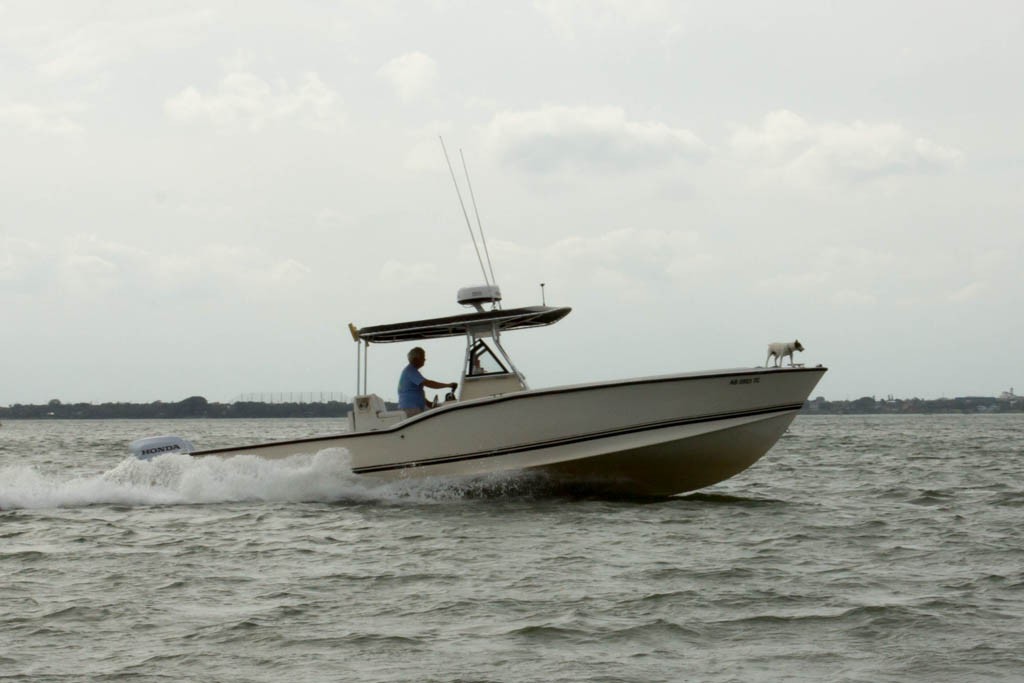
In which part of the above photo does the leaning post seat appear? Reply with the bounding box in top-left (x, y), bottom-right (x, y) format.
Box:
top-left (348, 393), bottom-right (407, 432)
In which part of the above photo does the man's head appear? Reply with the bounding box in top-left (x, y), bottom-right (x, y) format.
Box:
top-left (408, 346), bottom-right (426, 368)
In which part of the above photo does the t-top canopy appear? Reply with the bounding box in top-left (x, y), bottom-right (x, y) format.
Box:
top-left (352, 305), bottom-right (571, 344)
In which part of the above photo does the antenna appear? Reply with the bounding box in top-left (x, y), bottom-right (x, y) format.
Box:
top-left (540, 282), bottom-right (546, 306)
top-left (460, 149), bottom-right (498, 289)
top-left (440, 136), bottom-right (490, 288)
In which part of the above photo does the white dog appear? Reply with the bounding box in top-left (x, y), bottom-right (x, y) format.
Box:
top-left (766, 340), bottom-right (804, 368)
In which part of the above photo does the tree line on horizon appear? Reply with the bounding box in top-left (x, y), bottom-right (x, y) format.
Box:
top-left (805, 394), bottom-right (1023, 414)
top-left (0, 396), bottom-right (360, 420)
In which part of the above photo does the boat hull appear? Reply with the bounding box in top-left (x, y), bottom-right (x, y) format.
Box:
top-left (534, 410), bottom-right (797, 496)
top-left (191, 366), bottom-right (826, 496)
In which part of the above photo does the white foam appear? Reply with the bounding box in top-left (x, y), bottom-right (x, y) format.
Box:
top-left (0, 462), bottom-right (184, 510)
top-left (0, 449), bottom-right (538, 510)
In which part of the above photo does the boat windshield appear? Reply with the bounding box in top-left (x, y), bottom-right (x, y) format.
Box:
top-left (466, 339), bottom-right (509, 377)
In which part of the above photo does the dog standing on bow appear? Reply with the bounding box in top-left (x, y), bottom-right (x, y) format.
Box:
top-left (766, 340), bottom-right (804, 368)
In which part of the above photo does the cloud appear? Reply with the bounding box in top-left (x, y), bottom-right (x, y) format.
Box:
top-left (482, 228), bottom-right (711, 303)
top-left (4, 7), bottom-right (214, 80)
top-left (831, 289), bottom-right (877, 307)
top-left (544, 227), bottom-right (702, 275)
top-left (756, 245), bottom-right (897, 306)
top-left (58, 235), bottom-right (144, 297)
top-left (483, 105), bottom-right (707, 173)
top-left (752, 243), bottom-right (1017, 313)
top-left (731, 110), bottom-right (962, 186)
top-left (1, 237), bottom-right (49, 291)
top-left (165, 72), bottom-right (344, 132)
top-left (171, 243), bottom-right (313, 294)
top-left (948, 281), bottom-right (988, 303)
top-left (533, 0), bottom-right (681, 40)
top-left (0, 101), bottom-right (83, 136)
top-left (271, 258), bottom-right (312, 284)
top-left (377, 52), bottom-right (438, 102)
top-left (810, 246), bottom-right (897, 279)
top-left (1, 235), bottom-right (312, 303)
top-left (378, 260), bottom-right (439, 288)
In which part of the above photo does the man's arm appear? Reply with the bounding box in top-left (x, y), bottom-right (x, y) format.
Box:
top-left (423, 379), bottom-right (457, 390)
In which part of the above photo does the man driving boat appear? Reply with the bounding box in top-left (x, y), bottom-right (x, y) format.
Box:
top-left (397, 347), bottom-right (458, 416)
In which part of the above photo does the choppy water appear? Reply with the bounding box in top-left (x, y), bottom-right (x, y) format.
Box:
top-left (1, 416), bottom-right (1022, 682)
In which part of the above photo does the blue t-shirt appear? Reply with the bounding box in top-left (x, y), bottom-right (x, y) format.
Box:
top-left (397, 364), bottom-right (426, 410)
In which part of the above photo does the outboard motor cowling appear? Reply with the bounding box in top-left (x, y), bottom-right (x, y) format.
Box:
top-left (129, 435), bottom-right (195, 460)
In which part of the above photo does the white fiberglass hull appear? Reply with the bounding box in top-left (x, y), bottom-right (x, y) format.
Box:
top-left (186, 366), bottom-right (826, 497)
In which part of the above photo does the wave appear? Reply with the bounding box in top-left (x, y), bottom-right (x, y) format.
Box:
top-left (0, 449), bottom-right (539, 511)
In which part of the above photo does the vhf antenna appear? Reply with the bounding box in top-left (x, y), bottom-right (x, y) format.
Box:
top-left (460, 149), bottom-right (498, 289)
top-left (440, 136), bottom-right (491, 289)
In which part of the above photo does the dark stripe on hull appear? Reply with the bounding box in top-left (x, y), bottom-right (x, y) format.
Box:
top-left (351, 402), bottom-right (805, 474)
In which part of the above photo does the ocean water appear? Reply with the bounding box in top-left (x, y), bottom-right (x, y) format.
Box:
top-left (1, 415), bottom-right (1022, 682)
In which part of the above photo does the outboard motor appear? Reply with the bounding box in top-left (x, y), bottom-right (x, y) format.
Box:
top-left (129, 435), bottom-right (195, 461)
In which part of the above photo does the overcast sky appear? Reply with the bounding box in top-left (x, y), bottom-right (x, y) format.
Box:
top-left (2, 1), bottom-right (1021, 405)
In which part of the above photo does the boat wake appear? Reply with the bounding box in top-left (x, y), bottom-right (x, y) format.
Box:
top-left (0, 449), bottom-right (545, 511)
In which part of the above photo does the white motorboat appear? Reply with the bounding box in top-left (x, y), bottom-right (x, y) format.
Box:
top-left (131, 285), bottom-right (826, 497)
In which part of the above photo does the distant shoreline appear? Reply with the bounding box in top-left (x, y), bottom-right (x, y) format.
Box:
top-left (804, 395), bottom-right (1022, 414)
top-left (1, 394), bottom-right (1021, 419)
top-left (0, 397), bottom-right (364, 420)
